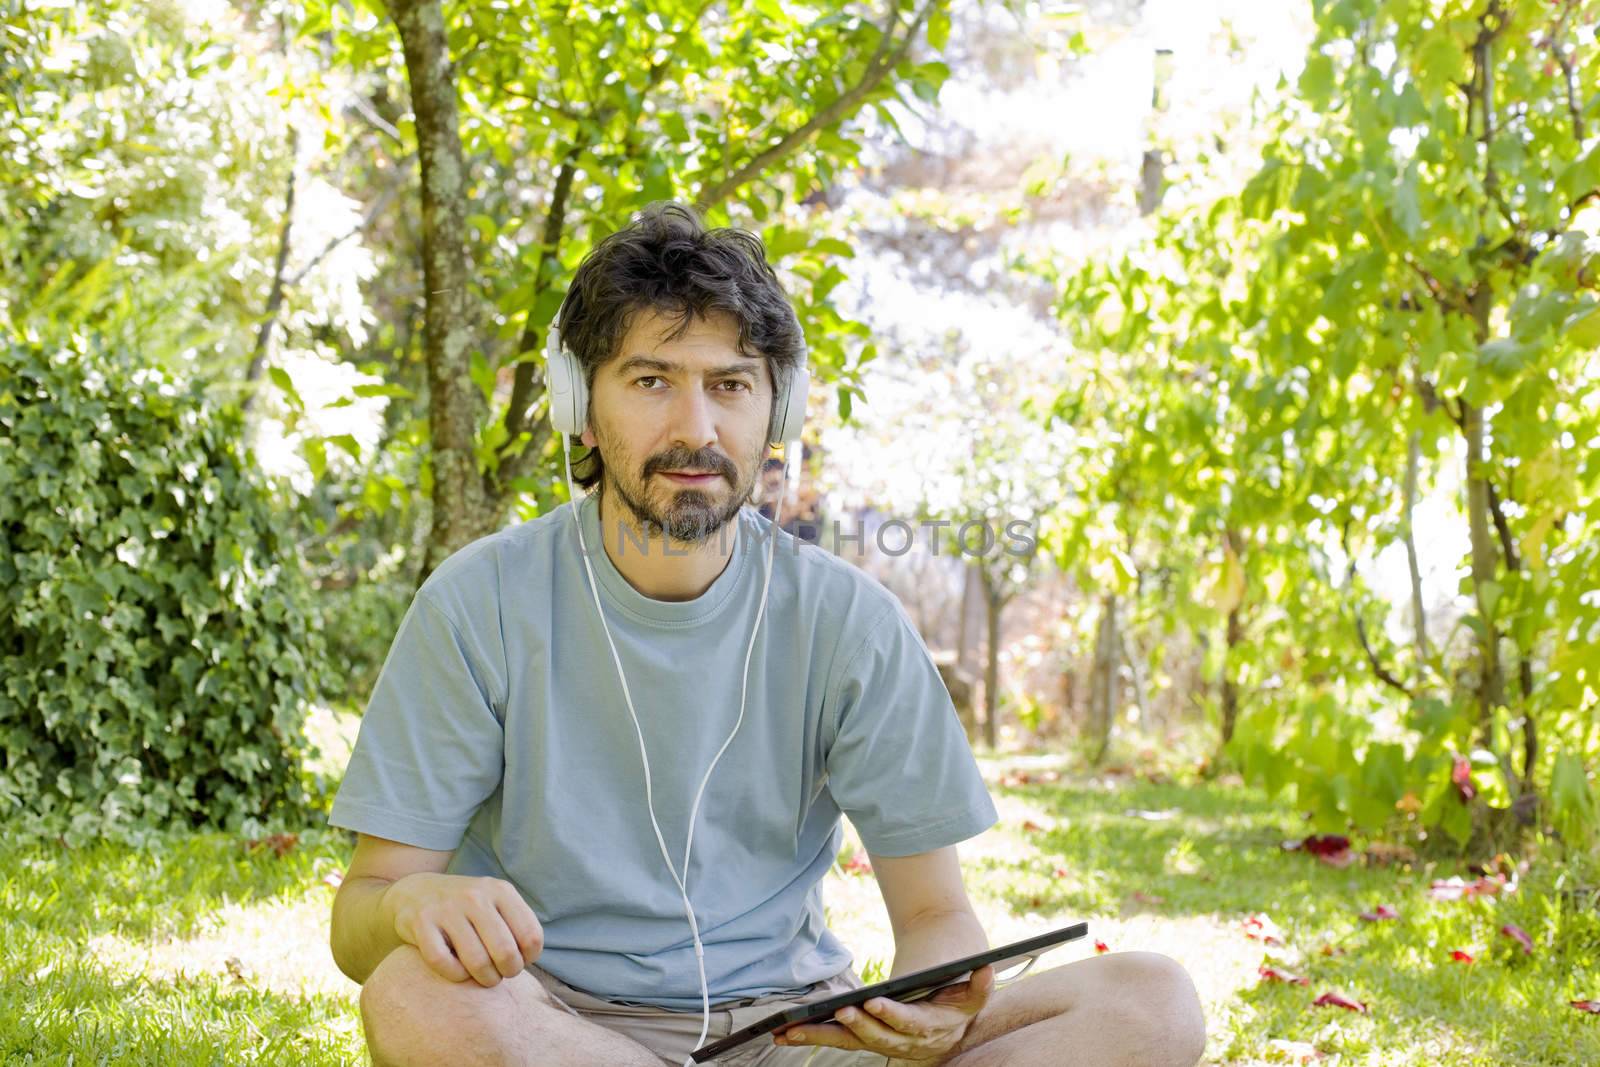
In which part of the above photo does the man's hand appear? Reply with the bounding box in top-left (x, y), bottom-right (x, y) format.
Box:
top-left (773, 964), bottom-right (994, 1063)
top-left (382, 872), bottom-right (544, 987)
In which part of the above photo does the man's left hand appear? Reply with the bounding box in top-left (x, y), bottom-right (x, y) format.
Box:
top-left (773, 964), bottom-right (994, 1063)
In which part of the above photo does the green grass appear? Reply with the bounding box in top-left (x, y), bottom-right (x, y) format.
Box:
top-left (2, 744), bottom-right (1595, 1065)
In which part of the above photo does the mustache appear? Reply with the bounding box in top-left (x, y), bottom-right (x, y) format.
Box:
top-left (648, 456), bottom-right (736, 479)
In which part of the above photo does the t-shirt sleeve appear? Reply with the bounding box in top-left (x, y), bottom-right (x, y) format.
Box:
top-left (823, 599), bottom-right (998, 858)
top-left (326, 592), bottom-right (506, 852)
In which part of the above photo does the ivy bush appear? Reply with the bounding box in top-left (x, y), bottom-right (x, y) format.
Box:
top-left (0, 333), bottom-right (329, 847)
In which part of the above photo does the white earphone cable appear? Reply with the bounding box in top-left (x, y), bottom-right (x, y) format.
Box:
top-left (561, 434), bottom-right (793, 1065)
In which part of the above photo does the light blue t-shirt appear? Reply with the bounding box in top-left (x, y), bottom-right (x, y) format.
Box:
top-left (328, 491), bottom-right (997, 1010)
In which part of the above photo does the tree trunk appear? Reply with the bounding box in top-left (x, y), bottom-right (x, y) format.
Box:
top-left (1402, 428), bottom-right (1430, 671)
top-left (1121, 621), bottom-right (1149, 731)
top-left (956, 561), bottom-right (978, 679)
top-left (1219, 601), bottom-right (1243, 748)
top-left (1462, 400), bottom-right (1504, 723)
top-left (979, 568), bottom-right (1005, 751)
top-left (388, 0), bottom-right (500, 587)
top-left (1089, 591), bottom-right (1119, 765)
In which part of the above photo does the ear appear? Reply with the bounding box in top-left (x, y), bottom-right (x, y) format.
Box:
top-left (580, 424), bottom-right (596, 448)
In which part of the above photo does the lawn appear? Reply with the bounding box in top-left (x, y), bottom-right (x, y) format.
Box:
top-left (2, 709), bottom-right (1595, 1065)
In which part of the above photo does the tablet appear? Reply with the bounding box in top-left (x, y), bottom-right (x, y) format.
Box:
top-left (689, 921), bottom-right (1088, 1063)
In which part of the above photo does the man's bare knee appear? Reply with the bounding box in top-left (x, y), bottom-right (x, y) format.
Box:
top-left (359, 944), bottom-right (552, 1066)
top-left (358, 944), bottom-right (661, 1067)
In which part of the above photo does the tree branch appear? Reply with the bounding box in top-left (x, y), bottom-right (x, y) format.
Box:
top-left (243, 127), bottom-right (300, 415)
top-left (1550, 1), bottom-right (1586, 142)
top-left (692, 0), bottom-right (938, 214)
top-left (1470, 2), bottom-right (1518, 233)
top-left (1340, 518), bottom-right (1414, 698)
top-left (286, 154), bottom-right (414, 289)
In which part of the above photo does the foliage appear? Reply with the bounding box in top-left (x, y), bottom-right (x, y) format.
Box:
top-left (0, 321), bottom-right (329, 848)
top-left (294, 0), bottom-right (968, 569)
top-left (1038, 0), bottom-right (1600, 853)
top-left (0, 0), bottom-right (373, 386)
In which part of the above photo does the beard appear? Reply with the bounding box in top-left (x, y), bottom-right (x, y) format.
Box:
top-left (597, 436), bottom-right (759, 549)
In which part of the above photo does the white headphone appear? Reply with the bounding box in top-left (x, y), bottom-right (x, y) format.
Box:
top-left (545, 290), bottom-right (810, 1065)
top-left (545, 296), bottom-right (810, 449)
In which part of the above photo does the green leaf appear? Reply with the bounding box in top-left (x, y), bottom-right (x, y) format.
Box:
top-left (812, 237), bottom-right (855, 258)
top-left (927, 8), bottom-right (951, 52)
top-left (352, 383), bottom-right (415, 399)
top-left (1477, 338), bottom-right (1533, 378)
top-left (469, 351), bottom-right (496, 405)
top-left (1556, 145), bottom-right (1600, 204)
top-left (326, 434), bottom-right (361, 460)
top-left (304, 435), bottom-right (326, 480)
top-left (1299, 53), bottom-right (1335, 104)
top-left (467, 214), bottom-right (496, 243)
top-left (1393, 164), bottom-right (1421, 239)
top-left (1565, 302), bottom-right (1600, 348)
top-left (268, 366), bottom-right (303, 412)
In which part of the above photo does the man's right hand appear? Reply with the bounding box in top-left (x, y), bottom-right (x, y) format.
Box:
top-left (381, 872), bottom-right (545, 987)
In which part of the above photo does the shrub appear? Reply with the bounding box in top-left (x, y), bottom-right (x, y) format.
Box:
top-left (0, 332), bottom-right (329, 847)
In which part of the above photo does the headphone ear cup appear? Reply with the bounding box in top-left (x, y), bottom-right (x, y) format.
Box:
top-left (546, 323), bottom-right (588, 436)
top-left (769, 362), bottom-right (809, 447)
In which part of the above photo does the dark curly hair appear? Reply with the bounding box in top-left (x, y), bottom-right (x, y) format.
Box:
top-left (555, 201), bottom-right (805, 490)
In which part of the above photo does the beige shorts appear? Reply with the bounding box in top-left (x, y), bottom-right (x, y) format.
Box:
top-left (528, 962), bottom-right (888, 1067)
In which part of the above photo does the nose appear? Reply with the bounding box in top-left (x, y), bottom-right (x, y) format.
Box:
top-left (668, 381), bottom-right (719, 452)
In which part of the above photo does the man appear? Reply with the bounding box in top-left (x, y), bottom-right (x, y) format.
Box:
top-left (327, 202), bottom-right (1206, 1066)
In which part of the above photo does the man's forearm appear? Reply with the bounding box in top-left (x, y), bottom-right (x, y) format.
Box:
top-left (888, 909), bottom-right (989, 980)
top-left (330, 875), bottom-right (405, 985)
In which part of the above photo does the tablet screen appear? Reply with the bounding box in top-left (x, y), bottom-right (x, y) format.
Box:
top-left (689, 921), bottom-right (1088, 1063)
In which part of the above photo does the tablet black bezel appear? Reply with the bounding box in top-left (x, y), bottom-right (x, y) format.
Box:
top-left (689, 921), bottom-right (1089, 1063)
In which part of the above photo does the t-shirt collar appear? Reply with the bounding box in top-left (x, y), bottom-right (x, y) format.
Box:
top-left (575, 490), bottom-right (749, 626)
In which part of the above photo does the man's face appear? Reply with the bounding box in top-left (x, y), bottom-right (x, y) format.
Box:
top-left (581, 307), bottom-right (773, 547)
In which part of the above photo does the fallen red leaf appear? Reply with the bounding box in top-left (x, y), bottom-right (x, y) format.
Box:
top-left (1359, 904), bottom-right (1399, 922)
top-left (1284, 834), bottom-right (1355, 867)
top-left (1572, 1000), bottom-right (1600, 1013)
top-left (1313, 990), bottom-right (1368, 1013)
top-left (1449, 949), bottom-right (1475, 963)
top-left (1302, 834), bottom-right (1351, 858)
top-left (1429, 873), bottom-right (1513, 901)
top-left (1258, 963), bottom-right (1310, 986)
top-left (1471, 873), bottom-right (1511, 896)
top-left (1021, 820), bottom-right (1046, 833)
top-left (1094, 940), bottom-right (1109, 954)
top-left (1241, 913), bottom-right (1286, 946)
top-left (1319, 943), bottom-right (1350, 957)
top-left (1053, 866), bottom-right (1068, 879)
top-left (1499, 923), bottom-right (1534, 954)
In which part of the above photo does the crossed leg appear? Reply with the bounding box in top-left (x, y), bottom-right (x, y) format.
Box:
top-left (359, 943), bottom-right (665, 1067)
top-left (779, 951), bottom-right (1205, 1067)
top-left (928, 951), bottom-right (1204, 1067)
